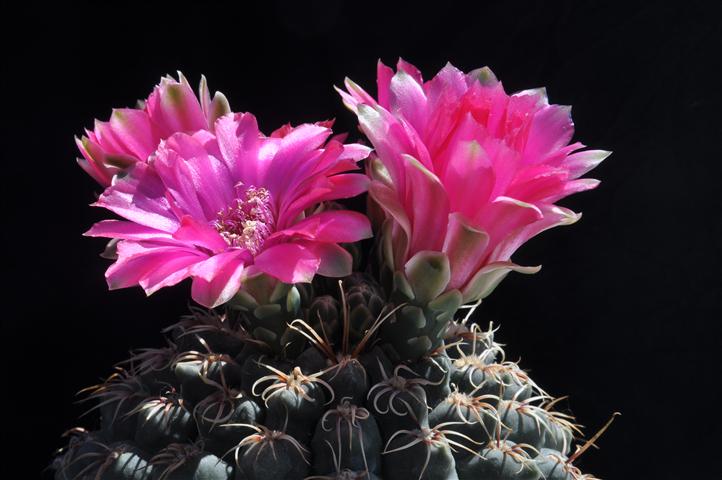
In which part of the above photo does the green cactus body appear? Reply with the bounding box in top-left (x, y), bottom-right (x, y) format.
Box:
top-left (174, 352), bottom-right (243, 406)
top-left (193, 389), bottom-right (263, 458)
top-left (254, 365), bottom-right (331, 443)
top-left (82, 442), bottom-right (154, 480)
top-left (133, 394), bottom-right (197, 453)
top-left (428, 390), bottom-right (500, 448)
top-left (367, 365), bottom-right (432, 438)
top-left (311, 399), bottom-right (383, 475)
top-left (382, 427), bottom-right (461, 480)
top-left (81, 370), bottom-right (149, 443)
top-left (381, 253), bottom-right (463, 362)
top-left (230, 274), bottom-right (312, 358)
top-left (234, 426), bottom-right (310, 480)
top-left (53, 276), bottom-right (603, 480)
top-left (149, 444), bottom-right (235, 480)
top-left (455, 440), bottom-right (541, 480)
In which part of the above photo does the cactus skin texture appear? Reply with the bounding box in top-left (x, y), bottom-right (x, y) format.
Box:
top-left (52, 276), bottom-right (607, 480)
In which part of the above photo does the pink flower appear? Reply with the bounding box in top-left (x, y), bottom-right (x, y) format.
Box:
top-left (86, 113), bottom-right (372, 307)
top-left (339, 60), bottom-right (609, 303)
top-left (76, 73), bottom-right (230, 186)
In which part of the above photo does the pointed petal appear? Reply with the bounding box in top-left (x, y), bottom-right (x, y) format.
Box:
top-left (190, 250), bottom-right (247, 307)
top-left (265, 123), bottom-right (332, 194)
top-left (344, 77), bottom-right (377, 107)
top-left (443, 213), bottom-right (491, 291)
top-left (401, 154), bottom-right (450, 254)
top-left (466, 66), bottom-right (499, 87)
top-left (338, 143), bottom-right (372, 163)
top-left (215, 112), bottom-right (262, 184)
top-left (521, 105), bottom-right (574, 164)
top-left (377, 59), bottom-right (394, 108)
top-left (147, 75), bottom-right (206, 134)
top-left (489, 205), bottom-right (581, 262)
top-left (208, 92), bottom-right (231, 130)
top-left (76, 136), bottom-right (116, 186)
top-left (461, 261), bottom-right (541, 303)
top-left (303, 242), bottom-right (353, 278)
top-left (272, 210), bottom-right (372, 243)
top-left (474, 196), bottom-right (543, 243)
top-left (172, 215), bottom-right (228, 253)
top-left (396, 58), bottom-right (424, 84)
top-left (389, 70), bottom-right (428, 134)
top-left (95, 162), bottom-right (180, 232)
top-left (106, 242), bottom-right (203, 291)
top-left (565, 150), bottom-right (611, 178)
top-left (199, 74), bottom-right (212, 120)
top-left (252, 243), bottom-right (321, 283)
top-left (140, 254), bottom-right (205, 295)
top-left (426, 62), bottom-right (467, 108)
top-left (280, 174), bottom-right (369, 228)
top-left (108, 109), bottom-right (156, 160)
top-left (154, 133), bottom-right (234, 220)
top-left (85, 220), bottom-right (171, 240)
top-left (336, 84), bottom-right (361, 113)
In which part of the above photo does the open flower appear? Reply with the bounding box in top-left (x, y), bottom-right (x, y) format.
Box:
top-left (339, 59), bottom-right (609, 303)
top-left (76, 73), bottom-right (230, 186)
top-left (86, 113), bottom-right (372, 307)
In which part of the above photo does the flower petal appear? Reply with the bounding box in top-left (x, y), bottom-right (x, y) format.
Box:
top-left (190, 250), bottom-right (247, 307)
top-left (489, 205), bottom-right (581, 262)
top-left (564, 149), bottom-right (611, 178)
top-left (272, 210), bottom-right (372, 243)
top-left (215, 112), bottom-right (262, 184)
top-left (85, 220), bottom-right (171, 241)
top-left (521, 105), bottom-right (574, 164)
top-left (264, 123), bottom-right (332, 194)
top-left (106, 242), bottom-right (203, 291)
top-left (303, 242), bottom-right (353, 278)
top-left (146, 74), bottom-right (206, 134)
top-left (389, 69), bottom-right (428, 134)
top-left (172, 215), bottom-right (228, 253)
top-left (108, 109), bottom-right (156, 160)
top-left (252, 243), bottom-right (321, 284)
top-left (280, 174), bottom-right (369, 228)
top-left (377, 59), bottom-right (394, 108)
top-left (401, 154), bottom-right (450, 254)
top-left (443, 213), bottom-right (490, 291)
top-left (95, 162), bottom-right (180, 232)
top-left (461, 261), bottom-right (541, 303)
top-left (154, 133), bottom-right (234, 221)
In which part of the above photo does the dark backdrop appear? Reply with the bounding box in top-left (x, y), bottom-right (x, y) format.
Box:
top-left (4, 1), bottom-right (721, 478)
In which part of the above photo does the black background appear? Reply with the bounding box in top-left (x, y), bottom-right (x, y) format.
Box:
top-left (4, 1), bottom-right (721, 478)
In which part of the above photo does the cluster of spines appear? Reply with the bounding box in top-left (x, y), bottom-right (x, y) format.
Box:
top-left (51, 276), bottom-right (611, 480)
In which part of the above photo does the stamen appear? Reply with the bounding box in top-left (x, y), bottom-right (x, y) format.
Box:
top-left (214, 186), bottom-right (274, 253)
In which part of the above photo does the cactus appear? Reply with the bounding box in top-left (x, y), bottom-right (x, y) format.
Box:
top-left (52, 280), bottom-right (612, 479)
top-left (56, 64), bottom-right (614, 479)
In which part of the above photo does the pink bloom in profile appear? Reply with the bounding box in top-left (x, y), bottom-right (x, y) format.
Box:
top-left (340, 59), bottom-right (609, 302)
top-left (86, 114), bottom-right (372, 307)
top-left (76, 73), bottom-right (230, 186)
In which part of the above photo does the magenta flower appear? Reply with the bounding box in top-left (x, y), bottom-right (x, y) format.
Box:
top-left (86, 113), bottom-right (372, 307)
top-left (76, 73), bottom-right (230, 186)
top-left (340, 60), bottom-right (609, 302)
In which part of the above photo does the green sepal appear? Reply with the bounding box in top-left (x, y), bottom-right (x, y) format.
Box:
top-left (403, 251), bottom-right (450, 304)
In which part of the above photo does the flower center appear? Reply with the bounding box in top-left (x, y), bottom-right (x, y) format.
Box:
top-left (214, 186), bottom-right (274, 254)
